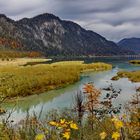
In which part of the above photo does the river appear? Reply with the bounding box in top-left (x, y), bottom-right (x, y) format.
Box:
top-left (1, 57), bottom-right (140, 123)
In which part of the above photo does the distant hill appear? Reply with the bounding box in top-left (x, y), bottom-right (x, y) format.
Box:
top-left (118, 38), bottom-right (140, 54)
top-left (0, 13), bottom-right (134, 57)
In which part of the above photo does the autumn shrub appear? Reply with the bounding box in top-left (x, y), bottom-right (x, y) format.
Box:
top-left (0, 50), bottom-right (42, 59)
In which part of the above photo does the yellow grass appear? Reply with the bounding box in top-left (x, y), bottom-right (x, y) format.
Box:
top-left (0, 58), bottom-right (51, 66)
top-left (51, 61), bottom-right (84, 65)
top-left (0, 61), bottom-right (112, 98)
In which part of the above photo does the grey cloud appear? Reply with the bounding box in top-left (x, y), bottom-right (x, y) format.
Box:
top-left (0, 0), bottom-right (140, 41)
top-left (0, 0), bottom-right (46, 16)
top-left (54, 0), bottom-right (133, 18)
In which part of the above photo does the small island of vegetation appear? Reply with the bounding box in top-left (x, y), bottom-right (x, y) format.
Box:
top-left (129, 60), bottom-right (140, 65)
top-left (111, 70), bottom-right (140, 82)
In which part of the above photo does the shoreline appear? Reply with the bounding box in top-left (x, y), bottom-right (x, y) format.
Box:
top-left (3, 69), bottom-right (112, 103)
top-left (49, 55), bottom-right (140, 60)
top-left (3, 80), bottom-right (77, 104)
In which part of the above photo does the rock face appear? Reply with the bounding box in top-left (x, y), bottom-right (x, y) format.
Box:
top-left (0, 13), bottom-right (134, 56)
top-left (118, 38), bottom-right (140, 54)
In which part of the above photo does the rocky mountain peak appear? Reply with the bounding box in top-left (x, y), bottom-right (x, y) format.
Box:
top-left (0, 13), bottom-right (135, 56)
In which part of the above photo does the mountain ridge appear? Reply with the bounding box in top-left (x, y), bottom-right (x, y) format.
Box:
top-left (118, 38), bottom-right (140, 54)
top-left (0, 13), bottom-right (135, 56)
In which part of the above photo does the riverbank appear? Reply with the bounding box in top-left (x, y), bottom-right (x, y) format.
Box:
top-left (0, 61), bottom-right (112, 99)
top-left (111, 70), bottom-right (140, 82)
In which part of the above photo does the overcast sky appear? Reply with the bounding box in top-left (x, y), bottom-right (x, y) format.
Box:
top-left (0, 0), bottom-right (140, 42)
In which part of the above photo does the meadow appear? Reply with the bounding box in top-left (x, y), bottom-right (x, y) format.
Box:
top-left (0, 61), bottom-right (112, 98)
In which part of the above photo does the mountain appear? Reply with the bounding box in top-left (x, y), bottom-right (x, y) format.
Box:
top-left (0, 13), bottom-right (134, 57)
top-left (118, 38), bottom-right (140, 54)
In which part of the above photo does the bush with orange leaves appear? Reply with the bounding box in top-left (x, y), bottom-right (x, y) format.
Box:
top-left (83, 83), bottom-right (101, 129)
top-left (83, 83), bottom-right (101, 110)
